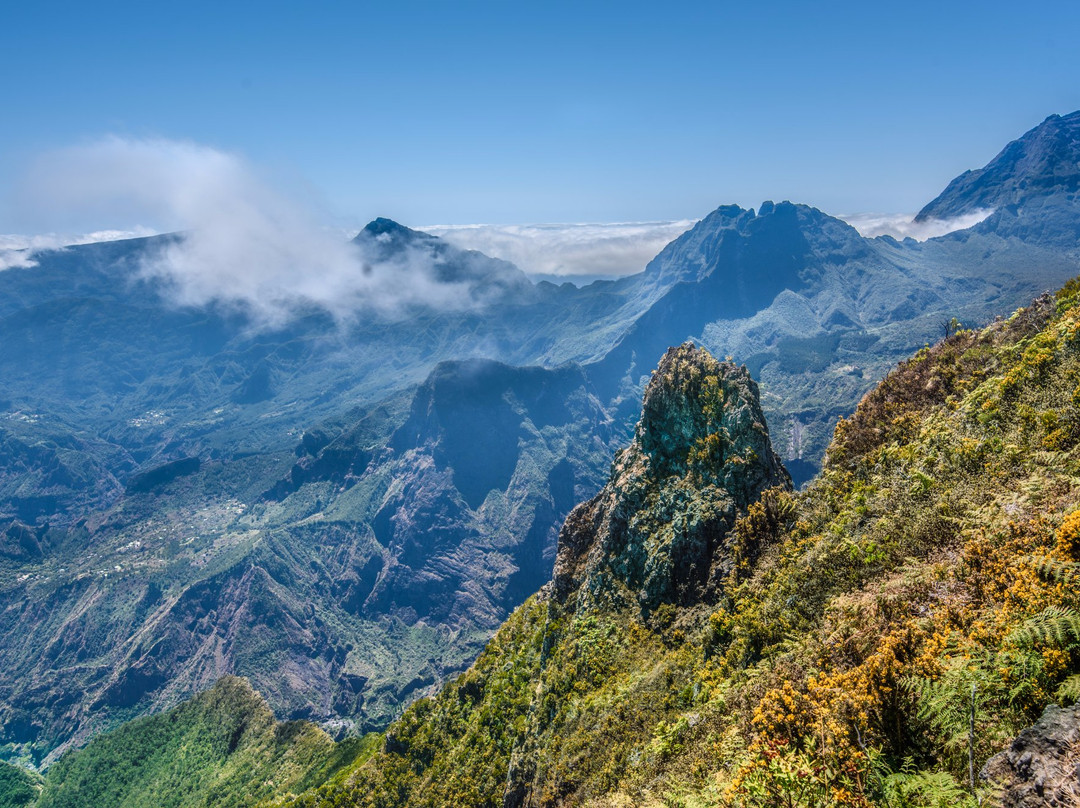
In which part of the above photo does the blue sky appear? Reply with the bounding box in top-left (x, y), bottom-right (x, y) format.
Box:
top-left (2, 0), bottom-right (1079, 232)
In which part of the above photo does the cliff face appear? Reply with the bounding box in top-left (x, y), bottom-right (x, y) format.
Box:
top-left (551, 343), bottom-right (789, 611)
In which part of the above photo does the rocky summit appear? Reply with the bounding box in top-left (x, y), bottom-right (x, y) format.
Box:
top-left (551, 343), bottom-right (789, 610)
top-left (917, 110), bottom-right (1080, 221)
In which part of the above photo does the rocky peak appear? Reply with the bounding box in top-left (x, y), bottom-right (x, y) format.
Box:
top-left (354, 217), bottom-right (436, 247)
top-left (351, 218), bottom-right (437, 265)
top-left (353, 217), bottom-right (534, 298)
top-left (917, 110), bottom-right (1080, 221)
top-left (549, 343), bottom-right (789, 611)
top-left (635, 343), bottom-right (786, 499)
top-left (640, 201), bottom-right (868, 315)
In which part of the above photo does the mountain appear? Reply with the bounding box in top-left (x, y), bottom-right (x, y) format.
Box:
top-left (916, 111), bottom-right (1080, 221)
top-left (590, 196), bottom-right (1079, 481)
top-left (39, 278), bottom-right (1080, 807)
top-left (4, 112), bottom-right (1080, 770)
top-left (354, 218), bottom-right (534, 295)
top-left (278, 281), bottom-right (1080, 807)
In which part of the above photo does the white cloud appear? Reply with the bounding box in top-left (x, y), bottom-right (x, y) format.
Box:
top-left (418, 221), bottom-right (697, 281)
top-left (9, 137), bottom-right (496, 325)
top-left (420, 211), bottom-right (992, 281)
top-left (0, 249), bottom-right (37, 271)
top-left (839, 209), bottom-right (994, 241)
top-left (0, 228), bottom-right (158, 271)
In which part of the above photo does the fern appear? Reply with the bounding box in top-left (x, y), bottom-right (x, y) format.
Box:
top-left (1006, 606), bottom-right (1080, 648)
top-left (878, 769), bottom-right (977, 808)
top-left (1029, 555), bottom-right (1080, 586)
top-left (905, 656), bottom-right (993, 766)
top-left (1056, 673), bottom-right (1080, 705)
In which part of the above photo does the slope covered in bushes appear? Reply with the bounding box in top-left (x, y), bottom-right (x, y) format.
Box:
top-left (34, 677), bottom-right (374, 808)
top-left (286, 282), bottom-right (1080, 807)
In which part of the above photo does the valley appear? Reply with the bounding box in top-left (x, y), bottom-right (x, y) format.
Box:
top-left (3, 110), bottom-right (1080, 807)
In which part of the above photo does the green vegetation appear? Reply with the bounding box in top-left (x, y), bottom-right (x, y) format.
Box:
top-left (275, 283), bottom-right (1080, 806)
top-left (35, 677), bottom-right (376, 808)
top-left (0, 760), bottom-right (41, 808)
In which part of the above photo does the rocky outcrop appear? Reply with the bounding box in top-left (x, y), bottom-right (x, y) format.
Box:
top-left (550, 343), bottom-right (789, 612)
top-left (981, 703), bottom-right (1080, 808)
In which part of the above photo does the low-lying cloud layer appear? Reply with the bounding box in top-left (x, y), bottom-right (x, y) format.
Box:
top-left (419, 221), bottom-right (697, 282)
top-left (839, 209), bottom-right (994, 241)
top-left (423, 209), bottom-right (992, 282)
top-left (4, 137), bottom-right (492, 324)
top-left (0, 229), bottom-right (158, 270)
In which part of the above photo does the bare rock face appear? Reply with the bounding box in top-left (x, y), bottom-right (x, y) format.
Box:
top-left (981, 703), bottom-right (1080, 808)
top-left (549, 343), bottom-right (789, 612)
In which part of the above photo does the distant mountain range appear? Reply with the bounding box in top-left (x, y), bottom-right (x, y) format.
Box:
top-left (1, 111), bottom-right (1079, 766)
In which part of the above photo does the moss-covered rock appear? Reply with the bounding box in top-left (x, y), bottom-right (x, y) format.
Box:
top-left (551, 343), bottom-right (790, 611)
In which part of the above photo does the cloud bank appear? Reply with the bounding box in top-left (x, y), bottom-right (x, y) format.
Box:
top-left (419, 221), bottom-right (697, 282)
top-left (839, 209), bottom-right (994, 241)
top-left (423, 209), bottom-right (993, 283)
top-left (7, 137), bottom-right (490, 324)
top-left (0, 228), bottom-right (158, 270)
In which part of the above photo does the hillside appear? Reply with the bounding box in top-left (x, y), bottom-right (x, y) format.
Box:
top-left (270, 280), bottom-right (1080, 807)
top-left (32, 677), bottom-right (373, 808)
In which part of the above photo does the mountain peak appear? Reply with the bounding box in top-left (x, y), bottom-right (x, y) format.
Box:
top-left (643, 200), bottom-right (864, 289)
top-left (916, 110), bottom-right (1080, 221)
top-left (550, 343), bottom-right (789, 610)
top-left (354, 217), bottom-right (436, 246)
